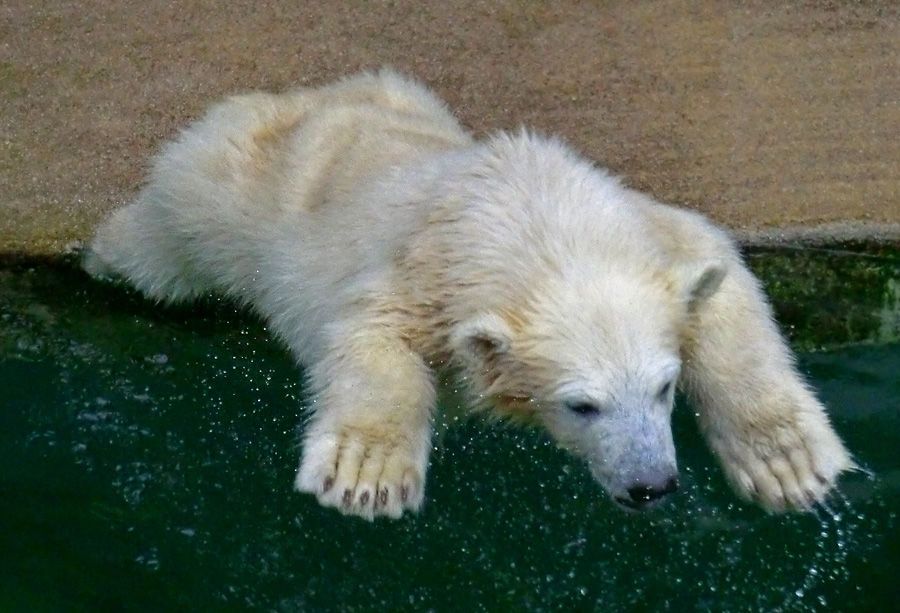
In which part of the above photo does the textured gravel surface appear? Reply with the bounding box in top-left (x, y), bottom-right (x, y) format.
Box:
top-left (2, 0), bottom-right (899, 254)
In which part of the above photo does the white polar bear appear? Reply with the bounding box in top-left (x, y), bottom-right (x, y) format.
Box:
top-left (84, 70), bottom-right (853, 520)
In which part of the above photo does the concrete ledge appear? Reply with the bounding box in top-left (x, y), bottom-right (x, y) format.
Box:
top-left (737, 222), bottom-right (900, 247)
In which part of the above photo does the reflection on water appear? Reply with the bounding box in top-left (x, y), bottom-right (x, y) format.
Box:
top-left (1, 262), bottom-right (898, 612)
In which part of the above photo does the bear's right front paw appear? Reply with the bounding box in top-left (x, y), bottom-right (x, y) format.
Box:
top-left (294, 428), bottom-right (429, 521)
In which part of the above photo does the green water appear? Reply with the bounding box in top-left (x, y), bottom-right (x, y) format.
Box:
top-left (1, 257), bottom-right (898, 612)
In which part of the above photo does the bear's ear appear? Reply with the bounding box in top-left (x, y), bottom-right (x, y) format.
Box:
top-left (680, 259), bottom-right (727, 310)
top-left (450, 313), bottom-right (513, 361)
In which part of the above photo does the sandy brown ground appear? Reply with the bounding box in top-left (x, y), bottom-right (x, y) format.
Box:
top-left (2, 0), bottom-right (899, 255)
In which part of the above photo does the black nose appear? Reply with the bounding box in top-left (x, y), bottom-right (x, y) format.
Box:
top-left (625, 477), bottom-right (679, 508)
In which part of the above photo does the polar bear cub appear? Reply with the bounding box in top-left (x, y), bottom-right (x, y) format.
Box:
top-left (84, 70), bottom-right (853, 520)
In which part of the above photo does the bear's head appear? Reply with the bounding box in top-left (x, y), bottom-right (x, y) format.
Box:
top-left (449, 259), bottom-right (726, 511)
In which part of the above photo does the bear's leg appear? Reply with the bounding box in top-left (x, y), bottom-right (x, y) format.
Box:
top-left (682, 256), bottom-right (854, 512)
top-left (83, 200), bottom-right (215, 304)
top-left (644, 203), bottom-right (853, 512)
top-left (294, 327), bottom-right (435, 520)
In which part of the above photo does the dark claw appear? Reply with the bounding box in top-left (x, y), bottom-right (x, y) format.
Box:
top-left (360, 491), bottom-right (370, 506)
top-left (401, 485), bottom-right (409, 503)
top-left (322, 477), bottom-right (334, 493)
top-left (342, 489), bottom-right (353, 506)
top-left (804, 488), bottom-right (818, 505)
top-left (745, 479), bottom-right (758, 497)
top-left (379, 487), bottom-right (388, 506)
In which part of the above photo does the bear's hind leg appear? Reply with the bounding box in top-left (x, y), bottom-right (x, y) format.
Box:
top-left (295, 327), bottom-right (435, 520)
top-left (83, 200), bottom-right (215, 304)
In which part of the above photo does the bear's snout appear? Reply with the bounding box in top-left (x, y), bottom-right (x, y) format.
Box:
top-left (616, 475), bottom-right (679, 511)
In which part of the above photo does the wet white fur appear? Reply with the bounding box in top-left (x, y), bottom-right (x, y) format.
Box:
top-left (85, 70), bottom-right (853, 519)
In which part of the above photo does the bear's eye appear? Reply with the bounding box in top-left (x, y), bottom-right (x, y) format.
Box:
top-left (657, 381), bottom-right (674, 402)
top-left (564, 400), bottom-right (601, 416)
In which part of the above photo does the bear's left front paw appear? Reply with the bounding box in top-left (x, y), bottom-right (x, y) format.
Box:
top-left (294, 425), bottom-right (430, 521)
top-left (711, 412), bottom-right (854, 512)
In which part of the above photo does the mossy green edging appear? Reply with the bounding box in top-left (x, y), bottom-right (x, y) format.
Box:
top-left (2, 242), bottom-right (900, 354)
top-left (745, 242), bottom-right (900, 351)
